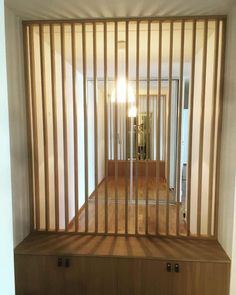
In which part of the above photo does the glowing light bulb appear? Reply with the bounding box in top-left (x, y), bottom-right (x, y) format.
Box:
top-left (111, 77), bottom-right (135, 103)
top-left (128, 105), bottom-right (137, 118)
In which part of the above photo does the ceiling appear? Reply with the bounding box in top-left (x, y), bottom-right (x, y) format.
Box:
top-left (5, 0), bottom-right (233, 20)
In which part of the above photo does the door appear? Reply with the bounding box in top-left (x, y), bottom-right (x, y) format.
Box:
top-left (15, 255), bottom-right (65, 295)
top-left (140, 259), bottom-right (171, 295)
top-left (170, 261), bottom-right (197, 295)
top-left (171, 261), bottom-right (230, 295)
top-left (64, 256), bottom-right (116, 295)
top-left (197, 262), bottom-right (230, 295)
top-left (115, 258), bottom-right (142, 295)
top-left (15, 255), bottom-right (46, 295)
top-left (44, 256), bottom-right (65, 295)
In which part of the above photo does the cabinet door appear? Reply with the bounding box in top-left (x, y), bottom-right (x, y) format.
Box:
top-left (197, 262), bottom-right (230, 295)
top-left (64, 256), bottom-right (116, 295)
top-left (170, 261), bottom-right (198, 295)
top-left (115, 258), bottom-right (142, 295)
top-left (171, 261), bottom-right (230, 295)
top-left (15, 255), bottom-right (46, 295)
top-left (15, 255), bottom-right (66, 295)
top-left (140, 260), bottom-right (171, 295)
top-left (44, 256), bottom-right (65, 295)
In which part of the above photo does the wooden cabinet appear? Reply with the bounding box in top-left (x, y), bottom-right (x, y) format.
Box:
top-left (197, 262), bottom-right (230, 295)
top-left (64, 256), bottom-right (116, 295)
top-left (115, 258), bottom-right (142, 295)
top-left (15, 255), bottom-right (116, 295)
top-left (140, 260), bottom-right (171, 295)
top-left (15, 255), bottom-right (66, 295)
top-left (169, 261), bottom-right (230, 295)
top-left (15, 255), bottom-right (47, 295)
top-left (14, 234), bottom-right (230, 295)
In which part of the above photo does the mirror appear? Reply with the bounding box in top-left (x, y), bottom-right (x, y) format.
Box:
top-left (96, 79), bottom-right (180, 201)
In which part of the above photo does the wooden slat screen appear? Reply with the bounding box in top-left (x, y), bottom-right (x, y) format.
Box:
top-left (23, 17), bottom-right (226, 238)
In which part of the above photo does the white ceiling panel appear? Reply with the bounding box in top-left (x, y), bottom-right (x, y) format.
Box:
top-left (5, 0), bottom-right (232, 20)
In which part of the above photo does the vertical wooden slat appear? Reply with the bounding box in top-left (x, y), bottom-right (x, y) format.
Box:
top-left (166, 21), bottom-right (173, 235)
top-left (60, 24), bottom-right (69, 232)
top-left (71, 24), bottom-right (79, 232)
top-left (187, 21), bottom-right (196, 236)
top-left (125, 21), bottom-right (129, 235)
top-left (156, 21), bottom-right (162, 235)
top-left (93, 23), bottom-right (98, 233)
top-left (39, 24), bottom-right (50, 231)
top-left (145, 21), bottom-right (151, 235)
top-left (135, 21), bottom-right (140, 235)
top-left (104, 22), bottom-right (108, 234)
top-left (197, 20), bottom-right (208, 236)
top-left (207, 20), bottom-right (219, 236)
top-left (23, 25), bottom-right (34, 231)
top-left (109, 99), bottom-right (112, 160)
top-left (214, 20), bottom-right (227, 238)
top-left (114, 21), bottom-right (118, 234)
top-left (163, 96), bottom-right (167, 162)
top-left (82, 23), bottom-right (89, 233)
top-left (176, 21), bottom-right (185, 236)
top-left (50, 24), bottom-right (60, 232)
top-left (29, 25), bottom-right (40, 230)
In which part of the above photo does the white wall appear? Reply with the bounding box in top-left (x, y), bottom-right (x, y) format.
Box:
top-left (0, 1), bottom-right (15, 294)
top-left (5, 6), bottom-right (30, 246)
top-left (218, 5), bottom-right (236, 295)
top-left (230, 177), bottom-right (236, 295)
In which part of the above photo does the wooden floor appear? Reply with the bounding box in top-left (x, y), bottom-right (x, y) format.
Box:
top-left (70, 177), bottom-right (186, 236)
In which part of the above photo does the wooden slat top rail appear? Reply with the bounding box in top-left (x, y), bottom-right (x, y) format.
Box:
top-left (22, 15), bottom-right (227, 26)
top-left (15, 233), bottom-right (230, 263)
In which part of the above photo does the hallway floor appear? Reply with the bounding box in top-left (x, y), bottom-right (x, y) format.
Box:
top-left (70, 177), bottom-right (187, 236)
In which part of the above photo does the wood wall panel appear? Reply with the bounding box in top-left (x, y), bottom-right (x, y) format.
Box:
top-left (108, 160), bottom-right (166, 178)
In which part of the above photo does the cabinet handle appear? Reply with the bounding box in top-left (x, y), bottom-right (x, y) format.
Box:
top-left (65, 258), bottom-right (70, 268)
top-left (58, 257), bottom-right (63, 267)
top-left (174, 264), bottom-right (180, 273)
top-left (166, 263), bottom-right (172, 272)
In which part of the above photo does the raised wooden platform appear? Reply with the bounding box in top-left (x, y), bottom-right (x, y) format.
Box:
top-left (15, 233), bottom-right (231, 295)
top-left (15, 233), bottom-right (229, 263)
